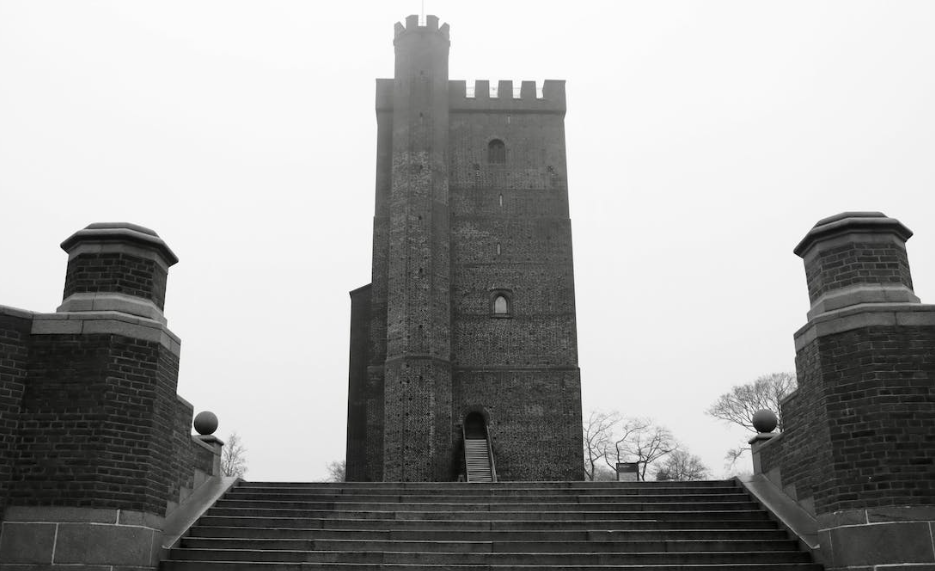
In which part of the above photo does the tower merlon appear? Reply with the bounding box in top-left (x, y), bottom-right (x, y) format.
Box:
top-left (394, 14), bottom-right (450, 40)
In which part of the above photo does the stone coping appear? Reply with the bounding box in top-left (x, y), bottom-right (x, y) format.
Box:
top-left (0, 304), bottom-right (35, 319)
top-left (794, 211), bottom-right (912, 258)
top-left (160, 477), bottom-right (240, 551)
top-left (31, 310), bottom-right (181, 356)
top-left (61, 222), bottom-right (178, 266)
top-left (806, 284), bottom-right (920, 320)
top-left (58, 292), bottom-right (168, 324)
top-left (794, 302), bottom-right (935, 352)
top-left (737, 474), bottom-right (819, 551)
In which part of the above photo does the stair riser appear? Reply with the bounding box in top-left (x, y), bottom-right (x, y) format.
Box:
top-left (212, 500), bottom-right (760, 512)
top-left (223, 492), bottom-right (750, 502)
top-left (162, 563), bottom-right (823, 571)
top-left (204, 508), bottom-right (772, 521)
top-left (181, 538), bottom-right (802, 553)
top-left (195, 516), bottom-right (780, 530)
top-left (239, 480), bottom-right (738, 489)
top-left (168, 549), bottom-right (813, 564)
top-left (188, 527), bottom-right (791, 541)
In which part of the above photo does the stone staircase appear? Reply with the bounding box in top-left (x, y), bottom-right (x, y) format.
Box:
top-left (161, 480), bottom-right (823, 570)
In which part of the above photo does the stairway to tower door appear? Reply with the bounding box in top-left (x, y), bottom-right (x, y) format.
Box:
top-left (464, 412), bottom-right (496, 483)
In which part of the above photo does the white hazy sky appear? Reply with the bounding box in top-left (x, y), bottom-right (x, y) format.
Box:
top-left (1, 1), bottom-right (933, 482)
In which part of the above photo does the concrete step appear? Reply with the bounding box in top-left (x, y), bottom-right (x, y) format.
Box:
top-left (195, 515), bottom-right (780, 530)
top-left (163, 563), bottom-right (823, 571)
top-left (188, 526), bottom-right (793, 541)
top-left (203, 508), bottom-right (772, 521)
top-left (221, 491), bottom-right (752, 503)
top-left (212, 499), bottom-right (760, 512)
top-left (235, 480), bottom-right (738, 491)
top-left (166, 548), bottom-right (814, 565)
top-left (180, 537), bottom-right (803, 553)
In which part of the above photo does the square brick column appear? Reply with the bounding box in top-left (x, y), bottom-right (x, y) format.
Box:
top-left (791, 212), bottom-right (935, 569)
top-left (0, 223), bottom-right (182, 570)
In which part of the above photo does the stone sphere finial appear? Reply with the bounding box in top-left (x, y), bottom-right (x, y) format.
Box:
top-left (752, 409), bottom-right (779, 434)
top-left (193, 411), bottom-right (218, 436)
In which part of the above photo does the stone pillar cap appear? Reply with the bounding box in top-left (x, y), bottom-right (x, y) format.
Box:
top-left (61, 222), bottom-right (178, 266)
top-left (794, 212), bottom-right (913, 258)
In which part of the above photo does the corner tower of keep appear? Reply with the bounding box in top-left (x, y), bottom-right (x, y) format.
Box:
top-left (347, 15), bottom-right (583, 482)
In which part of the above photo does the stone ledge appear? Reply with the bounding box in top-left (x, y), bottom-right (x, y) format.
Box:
top-left (57, 292), bottom-right (167, 324)
top-left (30, 311), bottom-right (181, 356)
top-left (807, 284), bottom-right (920, 320)
top-left (794, 303), bottom-right (935, 352)
top-left (0, 305), bottom-right (35, 320)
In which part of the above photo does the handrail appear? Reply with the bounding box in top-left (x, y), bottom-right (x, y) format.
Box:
top-left (485, 430), bottom-right (498, 483)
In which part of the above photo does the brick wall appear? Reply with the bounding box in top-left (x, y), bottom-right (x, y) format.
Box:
top-left (757, 340), bottom-right (827, 515)
top-left (346, 286), bottom-right (372, 482)
top-left (447, 105), bottom-right (582, 480)
top-left (760, 323), bottom-right (935, 515)
top-left (170, 396), bottom-right (196, 506)
top-left (454, 369), bottom-right (582, 480)
top-left (811, 324), bottom-right (935, 512)
top-left (64, 252), bottom-right (168, 309)
top-left (11, 333), bottom-right (180, 514)
top-left (804, 240), bottom-right (912, 303)
top-left (0, 311), bottom-right (31, 517)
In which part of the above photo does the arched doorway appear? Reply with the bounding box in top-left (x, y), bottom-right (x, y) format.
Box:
top-left (464, 412), bottom-right (487, 440)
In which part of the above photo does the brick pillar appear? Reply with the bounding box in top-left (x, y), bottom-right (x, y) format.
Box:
top-left (792, 212), bottom-right (935, 569)
top-left (0, 223), bottom-right (181, 569)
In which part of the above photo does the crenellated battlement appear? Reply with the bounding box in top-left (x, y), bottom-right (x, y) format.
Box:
top-left (394, 14), bottom-right (450, 40)
top-left (376, 79), bottom-right (565, 114)
top-left (450, 79), bottom-right (565, 113)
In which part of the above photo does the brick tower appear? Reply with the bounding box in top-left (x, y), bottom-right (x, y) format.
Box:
top-left (346, 15), bottom-right (583, 482)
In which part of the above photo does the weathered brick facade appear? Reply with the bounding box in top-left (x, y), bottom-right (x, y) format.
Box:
top-left (346, 15), bottom-right (583, 482)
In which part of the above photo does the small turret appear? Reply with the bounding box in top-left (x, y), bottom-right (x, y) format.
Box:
top-left (58, 222), bottom-right (178, 323)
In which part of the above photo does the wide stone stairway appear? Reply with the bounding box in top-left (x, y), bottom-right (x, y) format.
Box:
top-left (161, 480), bottom-right (822, 570)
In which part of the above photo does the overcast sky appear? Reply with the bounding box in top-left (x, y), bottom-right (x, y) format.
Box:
top-left (1, 1), bottom-right (933, 481)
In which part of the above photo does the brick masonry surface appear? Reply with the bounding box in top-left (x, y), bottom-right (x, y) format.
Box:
top-left (804, 240), bottom-right (913, 304)
top-left (64, 252), bottom-right (168, 309)
top-left (0, 313), bottom-right (31, 517)
top-left (11, 333), bottom-right (180, 514)
top-left (760, 324), bottom-right (935, 515)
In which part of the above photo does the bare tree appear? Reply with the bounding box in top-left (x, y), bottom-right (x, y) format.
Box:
top-left (654, 449), bottom-right (709, 481)
top-left (583, 410), bottom-right (621, 481)
top-left (707, 372), bottom-right (797, 432)
top-left (221, 432), bottom-right (248, 479)
top-left (603, 417), bottom-right (651, 472)
top-left (326, 459), bottom-right (346, 482)
top-left (584, 411), bottom-right (677, 481)
top-left (621, 424), bottom-right (677, 481)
